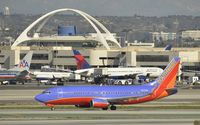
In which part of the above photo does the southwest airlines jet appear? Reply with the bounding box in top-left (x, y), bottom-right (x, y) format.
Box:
top-left (35, 57), bottom-right (180, 110)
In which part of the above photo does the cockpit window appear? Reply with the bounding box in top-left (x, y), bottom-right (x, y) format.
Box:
top-left (42, 91), bottom-right (51, 94)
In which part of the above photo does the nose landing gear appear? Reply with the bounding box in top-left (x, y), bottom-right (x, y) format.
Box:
top-left (46, 104), bottom-right (55, 111)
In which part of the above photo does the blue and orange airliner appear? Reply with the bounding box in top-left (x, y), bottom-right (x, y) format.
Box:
top-left (35, 57), bottom-right (180, 110)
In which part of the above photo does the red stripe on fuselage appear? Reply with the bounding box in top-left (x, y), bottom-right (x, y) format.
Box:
top-left (0, 76), bottom-right (16, 78)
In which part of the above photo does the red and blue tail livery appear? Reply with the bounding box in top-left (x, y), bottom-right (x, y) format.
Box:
top-left (35, 57), bottom-right (180, 110)
top-left (73, 50), bottom-right (91, 70)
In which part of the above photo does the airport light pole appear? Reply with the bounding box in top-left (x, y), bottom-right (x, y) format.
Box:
top-left (121, 29), bottom-right (132, 47)
top-left (125, 40), bottom-right (128, 67)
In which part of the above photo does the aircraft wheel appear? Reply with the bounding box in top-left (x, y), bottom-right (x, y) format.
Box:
top-left (110, 105), bottom-right (117, 110)
top-left (51, 107), bottom-right (55, 111)
top-left (102, 107), bottom-right (108, 110)
top-left (118, 81), bottom-right (122, 85)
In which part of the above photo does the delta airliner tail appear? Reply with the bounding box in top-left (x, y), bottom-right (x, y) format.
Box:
top-left (10, 51), bottom-right (33, 71)
top-left (72, 50), bottom-right (91, 69)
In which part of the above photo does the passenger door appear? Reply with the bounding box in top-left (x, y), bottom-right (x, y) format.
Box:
top-left (57, 88), bottom-right (63, 98)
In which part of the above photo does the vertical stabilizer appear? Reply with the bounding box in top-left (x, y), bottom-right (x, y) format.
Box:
top-left (10, 51), bottom-right (33, 71)
top-left (72, 50), bottom-right (91, 69)
top-left (154, 57), bottom-right (180, 98)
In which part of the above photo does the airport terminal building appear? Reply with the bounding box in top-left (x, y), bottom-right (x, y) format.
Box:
top-left (1, 45), bottom-right (200, 72)
top-left (0, 8), bottom-right (200, 82)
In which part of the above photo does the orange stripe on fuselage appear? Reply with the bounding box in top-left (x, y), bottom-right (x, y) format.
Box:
top-left (46, 97), bottom-right (93, 105)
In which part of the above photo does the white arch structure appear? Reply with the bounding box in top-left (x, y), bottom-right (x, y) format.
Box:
top-left (12, 8), bottom-right (121, 50)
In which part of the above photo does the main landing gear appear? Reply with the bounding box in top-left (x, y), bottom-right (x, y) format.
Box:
top-left (51, 107), bottom-right (55, 111)
top-left (110, 105), bottom-right (117, 110)
top-left (102, 105), bottom-right (117, 110)
top-left (102, 107), bottom-right (108, 110)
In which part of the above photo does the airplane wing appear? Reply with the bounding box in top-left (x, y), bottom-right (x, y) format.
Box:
top-left (74, 69), bottom-right (93, 77)
top-left (60, 69), bottom-right (74, 73)
top-left (17, 70), bottom-right (29, 78)
top-left (74, 69), bottom-right (89, 74)
top-left (41, 67), bottom-right (73, 73)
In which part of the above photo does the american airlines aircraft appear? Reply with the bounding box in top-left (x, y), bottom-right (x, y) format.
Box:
top-left (0, 51), bottom-right (33, 84)
top-left (35, 57), bottom-right (180, 110)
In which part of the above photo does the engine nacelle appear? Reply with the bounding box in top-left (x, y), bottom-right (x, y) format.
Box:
top-left (91, 98), bottom-right (109, 108)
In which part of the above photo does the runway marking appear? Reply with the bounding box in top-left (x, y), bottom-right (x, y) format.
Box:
top-left (0, 119), bottom-right (196, 125)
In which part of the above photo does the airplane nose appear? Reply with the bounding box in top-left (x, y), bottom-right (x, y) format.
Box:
top-left (35, 94), bottom-right (45, 103)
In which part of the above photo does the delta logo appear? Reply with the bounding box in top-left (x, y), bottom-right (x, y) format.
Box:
top-left (19, 60), bottom-right (29, 68)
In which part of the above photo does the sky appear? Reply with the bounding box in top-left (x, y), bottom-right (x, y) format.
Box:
top-left (1, 0), bottom-right (200, 16)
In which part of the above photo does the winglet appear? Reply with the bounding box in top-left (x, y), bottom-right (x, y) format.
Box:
top-left (72, 50), bottom-right (91, 69)
top-left (164, 44), bottom-right (172, 51)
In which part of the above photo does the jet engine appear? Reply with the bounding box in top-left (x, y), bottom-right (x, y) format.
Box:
top-left (91, 98), bottom-right (109, 108)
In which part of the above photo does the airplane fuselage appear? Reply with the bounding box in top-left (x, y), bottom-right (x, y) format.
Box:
top-left (0, 70), bottom-right (21, 81)
top-left (75, 67), bottom-right (163, 77)
top-left (35, 81), bottom-right (177, 107)
top-left (35, 57), bottom-right (180, 110)
top-left (34, 71), bottom-right (72, 81)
